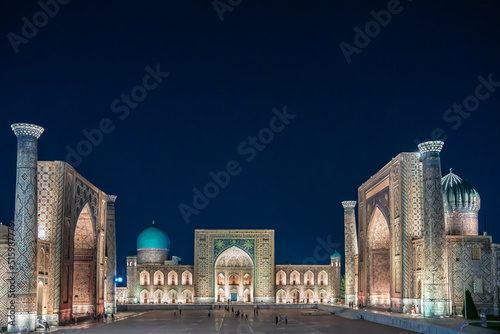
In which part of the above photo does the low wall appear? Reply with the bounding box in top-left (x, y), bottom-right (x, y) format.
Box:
top-left (318, 305), bottom-right (464, 334)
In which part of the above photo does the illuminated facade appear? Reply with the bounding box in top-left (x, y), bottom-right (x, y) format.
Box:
top-left (347, 141), bottom-right (500, 316)
top-left (0, 123), bottom-right (117, 331)
top-left (122, 229), bottom-right (342, 305)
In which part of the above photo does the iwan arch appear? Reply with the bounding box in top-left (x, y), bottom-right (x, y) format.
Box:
top-left (343, 141), bottom-right (500, 317)
top-left (0, 123), bottom-right (117, 331)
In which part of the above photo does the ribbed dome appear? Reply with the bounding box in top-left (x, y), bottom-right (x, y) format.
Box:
top-left (441, 169), bottom-right (480, 212)
top-left (331, 250), bottom-right (341, 258)
top-left (137, 223), bottom-right (170, 250)
top-left (126, 250), bottom-right (137, 257)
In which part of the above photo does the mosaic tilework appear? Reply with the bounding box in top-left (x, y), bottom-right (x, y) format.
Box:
top-left (10, 127), bottom-right (42, 332)
top-left (194, 230), bottom-right (274, 302)
top-left (401, 153), bottom-right (422, 299)
top-left (105, 196), bottom-right (117, 313)
top-left (419, 143), bottom-right (449, 317)
top-left (343, 201), bottom-right (357, 305)
top-left (73, 264), bottom-right (93, 304)
top-left (448, 237), bottom-right (493, 311)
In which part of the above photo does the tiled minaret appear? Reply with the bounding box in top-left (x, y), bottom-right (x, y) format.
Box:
top-left (330, 251), bottom-right (342, 302)
top-left (105, 195), bottom-right (117, 314)
top-left (9, 123), bottom-right (44, 332)
top-left (418, 141), bottom-right (449, 317)
top-left (342, 201), bottom-right (358, 306)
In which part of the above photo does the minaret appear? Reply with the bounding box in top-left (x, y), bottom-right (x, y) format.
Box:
top-left (418, 141), bottom-right (449, 317)
top-left (126, 252), bottom-right (138, 303)
top-left (10, 123), bottom-right (44, 332)
top-left (105, 195), bottom-right (117, 314)
top-left (330, 251), bottom-right (342, 302)
top-left (342, 200), bottom-right (358, 306)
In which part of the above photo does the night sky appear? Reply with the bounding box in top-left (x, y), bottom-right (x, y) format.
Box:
top-left (1, 1), bottom-right (499, 279)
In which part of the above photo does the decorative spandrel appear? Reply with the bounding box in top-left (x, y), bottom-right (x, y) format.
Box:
top-left (213, 238), bottom-right (255, 264)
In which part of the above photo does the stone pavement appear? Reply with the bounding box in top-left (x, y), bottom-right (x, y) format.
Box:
top-left (49, 308), bottom-right (418, 333)
top-left (319, 304), bottom-right (499, 334)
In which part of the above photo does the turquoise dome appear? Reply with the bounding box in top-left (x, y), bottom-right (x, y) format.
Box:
top-left (137, 224), bottom-right (170, 250)
top-left (331, 250), bottom-right (341, 259)
top-left (441, 169), bottom-right (480, 213)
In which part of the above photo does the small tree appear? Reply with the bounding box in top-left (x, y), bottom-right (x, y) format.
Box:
top-left (340, 276), bottom-right (345, 299)
top-left (462, 290), bottom-right (479, 320)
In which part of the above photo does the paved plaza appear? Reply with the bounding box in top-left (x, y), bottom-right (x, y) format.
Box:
top-left (52, 308), bottom-right (417, 333)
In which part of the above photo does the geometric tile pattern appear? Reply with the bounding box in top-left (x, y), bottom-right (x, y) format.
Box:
top-left (419, 141), bottom-right (449, 317)
top-left (10, 123), bottom-right (43, 332)
top-left (194, 230), bottom-right (274, 302)
top-left (105, 196), bottom-right (117, 314)
top-left (343, 201), bottom-right (357, 305)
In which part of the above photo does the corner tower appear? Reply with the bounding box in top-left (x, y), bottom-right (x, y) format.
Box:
top-left (10, 123), bottom-right (44, 332)
top-left (330, 251), bottom-right (342, 302)
top-left (342, 200), bottom-right (358, 306)
top-left (418, 141), bottom-right (449, 317)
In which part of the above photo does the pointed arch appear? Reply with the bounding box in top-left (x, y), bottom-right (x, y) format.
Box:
top-left (276, 270), bottom-right (286, 285)
top-left (318, 270), bottom-right (328, 286)
top-left (304, 270), bottom-right (314, 286)
top-left (304, 289), bottom-right (314, 303)
top-left (291, 288), bottom-right (300, 303)
top-left (140, 289), bottom-right (149, 303)
top-left (290, 270), bottom-right (300, 285)
top-left (168, 271), bottom-right (178, 285)
top-left (154, 289), bottom-right (163, 303)
top-left (140, 271), bottom-right (150, 286)
top-left (72, 203), bottom-right (96, 316)
top-left (368, 207), bottom-right (391, 308)
top-left (182, 270), bottom-right (192, 285)
top-left (276, 289), bottom-right (286, 303)
top-left (319, 289), bottom-right (328, 303)
top-left (154, 270), bottom-right (164, 285)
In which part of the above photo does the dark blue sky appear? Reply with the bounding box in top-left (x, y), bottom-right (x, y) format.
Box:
top-left (1, 1), bottom-right (499, 278)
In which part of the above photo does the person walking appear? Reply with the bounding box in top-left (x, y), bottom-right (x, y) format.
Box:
top-left (246, 314), bottom-right (248, 320)
top-left (174, 310), bottom-right (176, 316)
top-left (179, 309), bottom-right (182, 316)
top-left (276, 315), bottom-right (278, 325)
top-left (111, 313), bottom-right (115, 321)
top-left (44, 321), bottom-right (50, 332)
top-left (285, 315), bottom-right (287, 325)
top-left (208, 310), bottom-right (211, 317)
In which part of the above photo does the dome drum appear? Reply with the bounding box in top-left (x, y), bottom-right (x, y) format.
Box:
top-left (136, 223), bottom-right (170, 265)
top-left (137, 248), bottom-right (168, 264)
top-left (441, 170), bottom-right (480, 236)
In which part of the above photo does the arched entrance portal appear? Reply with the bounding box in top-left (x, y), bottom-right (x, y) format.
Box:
top-left (369, 208), bottom-right (390, 308)
top-left (215, 246), bottom-right (253, 303)
top-left (72, 205), bottom-right (96, 316)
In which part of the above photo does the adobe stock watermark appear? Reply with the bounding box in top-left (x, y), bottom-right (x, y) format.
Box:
top-left (7, 0), bottom-right (71, 54)
top-left (414, 73), bottom-right (499, 145)
top-left (339, 0), bottom-right (410, 64)
top-left (302, 235), bottom-right (341, 265)
top-left (178, 106), bottom-right (296, 224)
top-left (66, 64), bottom-right (169, 167)
top-left (213, 0), bottom-right (242, 22)
top-left (6, 222), bottom-right (16, 328)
